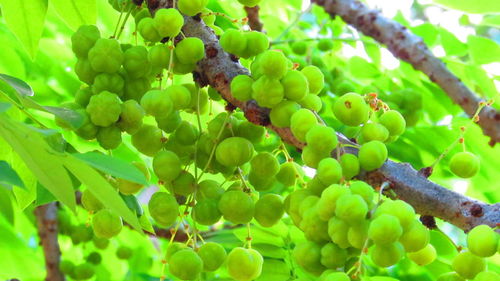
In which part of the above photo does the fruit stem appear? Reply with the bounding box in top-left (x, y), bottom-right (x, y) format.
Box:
top-left (0, 91), bottom-right (47, 128)
top-left (279, 142), bottom-right (306, 186)
top-left (116, 5), bottom-right (136, 40)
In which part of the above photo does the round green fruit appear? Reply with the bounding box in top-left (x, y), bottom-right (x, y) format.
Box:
top-left (290, 108), bottom-right (318, 142)
top-left (449, 152), bottom-right (479, 178)
top-left (332, 92), bottom-right (369, 126)
top-left (301, 66), bottom-right (324, 95)
top-left (198, 242), bottom-right (227, 271)
top-left (86, 91), bottom-right (122, 127)
top-left (71, 25), bottom-right (100, 59)
top-left (178, 0), bottom-right (208, 16)
top-left (379, 110), bottom-right (406, 136)
top-left (452, 251), bottom-right (486, 279)
top-left (231, 75), bottom-right (254, 101)
top-left (358, 140), bottom-right (388, 171)
top-left (148, 192), bottom-right (179, 226)
top-left (192, 199), bottom-right (221, 225)
top-left (92, 209), bottom-right (123, 239)
top-left (153, 8), bottom-right (184, 38)
top-left (169, 249), bottom-right (203, 280)
top-left (467, 224), bottom-right (499, 257)
top-left (407, 244), bottom-right (437, 266)
top-left (215, 137), bottom-right (254, 167)
top-left (282, 70), bottom-right (309, 101)
top-left (131, 125), bottom-right (164, 157)
top-left (81, 189), bottom-right (104, 212)
top-left (254, 194), bottom-right (285, 227)
top-left (88, 38), bottom-right (123, 73)
top-left (175, 37), bottom-right (205, 64)
top-left (227, 247), bottom-right (263, 281)
top-left (218, 190), bottom-right (254, 224)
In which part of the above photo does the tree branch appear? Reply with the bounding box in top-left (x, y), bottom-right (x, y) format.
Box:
top-left (35, 203), bottom-right (65, 281)
top-left (244, 6), bottom-right (264, 32)
top-left (147, 2), bottom-right (500, 232)
top-left (313, 0), bottom-right (500, 146)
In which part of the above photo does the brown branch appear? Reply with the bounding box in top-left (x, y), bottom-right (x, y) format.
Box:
top-left (146, 2), bottom-right (500, 232)
top-left (35, 203), bottom-right (65, 281)
top-left (244, 6), bottom-right (264, 32)
top-left (313, 0), bottom-right (500, 146)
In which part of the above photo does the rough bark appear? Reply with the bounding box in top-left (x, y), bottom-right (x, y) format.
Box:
top-left (35, 203), bottom-right (65, 281)
top-left (147, 1), bottom-right (500, 232)
top-left (313, 0), bottom-right (500, 146)
top-left (244, 6), bottom-right (264, 32)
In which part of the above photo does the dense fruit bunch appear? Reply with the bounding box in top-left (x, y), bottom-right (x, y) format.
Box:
top-left (54, 1), bottom-right (495, 281)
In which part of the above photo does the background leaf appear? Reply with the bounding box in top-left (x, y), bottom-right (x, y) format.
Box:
top-left (431, 0), bottom-right (500, 14)
top-left (0, 160), bottom-right (25, 189)
top-left (468, 35), bottom-right (500, 65)
top-left (50, 0), bottom-right (97, 30)
top-left (0, 0), bottom-right (48, 58)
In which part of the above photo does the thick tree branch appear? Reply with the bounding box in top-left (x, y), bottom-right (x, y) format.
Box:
top-left (147, 2), bottom-right (500, 232)
top-left (244, 6), bottom-right (264, 32)
top-left (313, 0), bottom-right (500, 146)
top-left (35, 203), bottom-right (65, 281)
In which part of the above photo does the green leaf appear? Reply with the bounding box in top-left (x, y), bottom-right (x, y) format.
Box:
top-left (348, 56), bottom-right (381, 78)
top-left (35, 182), bottom-right (57, 206)
top-left (233, 225), bottom-right (284, 247)
top-left (0, 161), bottom-right (25, 189)
top-left (73, 152), bottom-right (148, 185)
top-left (43, 106), bottom-right (85, 129)
top-left (0, 74), bottom-right (34, 97)
top-left (364, 42), bottom-right (381, 65)
top-left (0, 188), bottom-right (14, 225)
top-left (411, 23), bottom-right (439, 47)
top-left (256, 260), bottom-right (290, 281)
top-left (481, 15), bottom-right (500, 28)
top-left (431, 0), bottom-right (500, 13)
top-left (439, 28), bottom-right (467, 57)
top-left (0, 102), bottom-right (12, 113)
top-left (51, 0), bottom-right (97, 30)
top-left (0, 0), bottom-right (48, 58)
top-left (468, 35), bottom-right (500, 65)
top-left (61, 155), bottom-right (142, 232)
top-left (0, 116), bottom-right (76, 211)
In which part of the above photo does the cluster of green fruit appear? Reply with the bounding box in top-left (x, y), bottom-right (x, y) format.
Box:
top-left (289, 38), bottom-right (334, 56)
top-left (287, 177), bottom-right (438, 278)
top-left (162, 241), bottom-right (263, 281)
top-left (57, 207), bottom-right (134, 280)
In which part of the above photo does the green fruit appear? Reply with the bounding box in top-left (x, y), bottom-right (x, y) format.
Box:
top-left (75, 112), bottom-right (99, 140)
top-left (60, 260), bottom-right (75, 275)
top-left (75, 59), bottom-right (98, 85)
top-left (301, 66), bottom-right (324, 94)
top-left (379, 110), bottom-right (406, 136)
top-left (166, 85), bottom-right (192, 110)
top-left (86, 91), bottom-right (122, 127)
top-left (148, 192), bottom-right (179, 226)
top-left (231, 75), bottom-right (254, 101)
top-left (290, 109), bottom-right (318, 142)
top-left (340, 153), bottom-right (360, 180)
top-left (134, 8), bottom-right (152, 25)
top-left (302, 146), bottom-right (329, 168)
top-left (254, 194), bottom-right (285, 227)
top-left (131, 125), bottom-right (164, 157)
top-left (70, 224), bottom-right (94, 244)
top-left (138, 17), bottom-right (162, 42)
top-left (347, 220), bottom-right (369, 248)
top-left (171, 120), bottom-right (199, 145)
top-left (335, 194), bottom-right (368, 224)
top-left (123, 46), bottom-right (151, 78)
top-left (299, 94), bottom-right (323, 112)
top-left (73, 263), bottom-right (95, 280)
top-left (293, 241), bottom-right (326, 275)
top-left (175, 37), bottom-right (205, 64)
top-left (282, 70), bottom-right (309, 101)
top-left (399, 221), bottom-right (430, 252)
top-left (328, 217), bottom-right (351, 248)
top-left (215, 137), bottom-right (254, 167)
top-left (178, 0), bottom-right (208, 16)
top-left (235, 121), bottom-right (266, 143)
top-left (116, 246), bottom-right (133, 260)
top-left (140, 89), bottom-right (173, 118)
top-left (252, 76), bottom-right (285, 108)
top-left (198, 242), bottom-right (227, 271)
top-left (370, 242), bottom-right (404, 267)
top-left (270, 100), bottom-right (301, 128)
top-left (218, 190), bottom-right (254, 224)
top-left (92, 236), bottom-right (109, 249)
top-left (85, 252), bottom-right (102, 265)
top-left (171, 171), bottom-right (196, 196)
top-left (317, 38), bottom-right (334, 51)
top-left (166, 242), bottom-right (188, 261)
top-left (452, 251), bottom-right (486, 279)
top-left (71, 25), bottom-right (100, 58)
top-left (259, 50), bottom-right (288, 79)
top-left (92, 73), bottom-right (124, 96)
top-left (169, 249), bottom-right (203, 280)
top-left (316, 158), bottom-right (342, 185)
top-left (250, 152), bottom-right (280, 178)
top-left (88, 38), bottom-right (123, 73)
top-left (92, 209), bottom-right (123, 238)
top-left (467, 224), bottom-right (499, 257)
top-left (192, 199), bottom-right (221, 225)
top-left (317, 184), bottom-right (350, 221)
top-left (117, 161), bottom-right (149, 195)
top-left (237, 0), bottom-right (261, 7)
top-left (96, 125), bottom-right (122, 150)
top-left (116, 100), bottom-right (145, 134)
top-left (320, 243), bottom-right (347, 269)
top-left (334, 80), bottom-right (357, 96)
top-left (156, 111), bottom-right (182, 133)
top-left (149, 44), bottom-right (171, 73)
top-left (123, 76), bottom-right (151, 102)
top-left (358, 140), bottom-right (388, 171)
top-left (153, 8), bottom-right (184, 38)
top-left (227, 247), bottom-right (263, 281)
top-left (374, 199), bottom-right (415, 231)
top-left (81, 189), bottom-right (104, 212)
top-left (241, 31), bottom-right (269, 58)
top-left (276, 161), bottom-right (304, 187)
top-left (291, 41), bottom-right (307, 55)
top-left (183, 84), bottom-right (209, 114)
top-left (153, 150), bottom-right (182, 182)
top-left (332, 92), bottom-right (369, 126)
top-left (407, 244), bottom-right (436, 266)
top-left (360, 122), bottom-right (389, 143)
top-left (196, 180), bottom-right (224, 200)
top-left (75, 87), bottom-right (93, 107)
top-left (220, 29), bottom-right (247, 56)
top-left (368, 214), bottom-right (403, 245)
top-left (449, 152), bottom-right (479, 178)
top-left (349, 181), bottom-right (374, 205)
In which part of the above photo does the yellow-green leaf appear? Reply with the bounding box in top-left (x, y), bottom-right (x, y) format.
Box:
top-left (51, 0), bottom-right (97, 30)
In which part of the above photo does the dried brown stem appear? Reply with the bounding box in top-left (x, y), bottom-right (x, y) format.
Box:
top-left (244, 6), bottom-right (264, 32)
top-left (35, 203), bottom-right (65, 281)
top-left (313, 0), bottom-right (500, 146)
